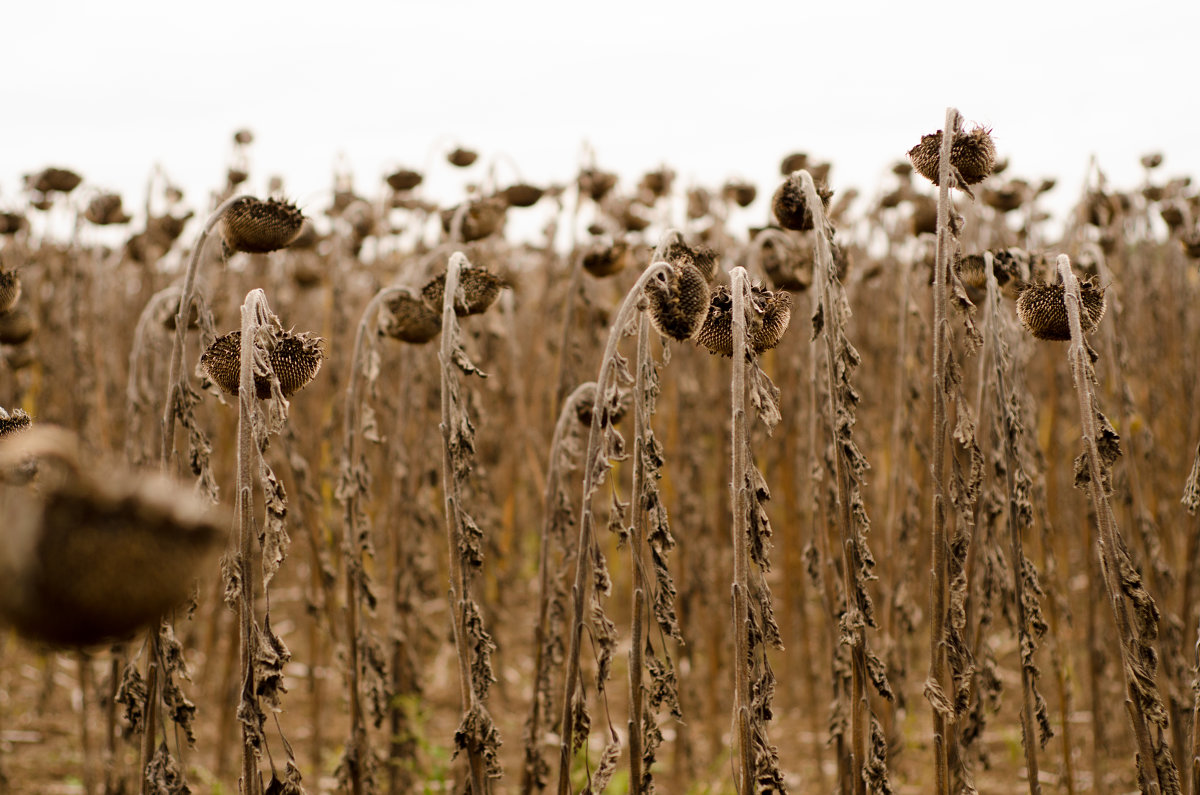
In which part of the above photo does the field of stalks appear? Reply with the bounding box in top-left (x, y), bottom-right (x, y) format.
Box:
top-left (1, 107), bottom-right (1199, 795)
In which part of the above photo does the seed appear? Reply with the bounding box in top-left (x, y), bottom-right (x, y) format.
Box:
top-left (439, 197), bottom-right (507, 242)
top-left (447, 147), bottom-right (479, 167)
top-left (84, 193), bottom-right (132, 225)
top-left (582, 241), bottom-right (632, 278)
top-left (499, 183), bottom-right (545, 208)
top-left (221, 197), bottom-right (305, 254)
top-left (1015, 279), bottom-right (1107, 341)
top-left (908, 126), bottom-right (997, 187)
top-left (0, 407), bottom-right (30, 438)
top-left (0, 306), bottom-right (34, 346)
top-left (422, 267), bottom-right (507, 316)
top-left (200, 330), bottom-right (325, 399)
top-left (771, 173), bottom-right (832, 232)
top-left (26, 168), bottom-right (83, 194)
top-left (386, 169), bottom-right (424, 192)
top-left (645, 262), bottom-right (710, 341)
top-left (380, 293), bottom-right (442, 344)
top-left (0, 270), bottom-right (20, 313)
top-left (0, 428), bottom-right (226, 647)
top-left (696, 284), bottom-right (792, 356)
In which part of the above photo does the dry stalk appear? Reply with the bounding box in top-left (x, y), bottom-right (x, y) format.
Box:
top-left (160, 194), bottom-right (248, 471)
top-left (729, 266), bottom-right (754, 794)
top-left (338, 283), bottom-right (418, 795)
top-left (438, 252), bottom-right (501, 793)
top-left (983, 255), bottom-right (1049, 793)
top-left (522, 381), bottom-right (596, 794)
top-left (556, 260), bottom-right (671, 795)
top-left (926, 108), bottom-right (958, 795)
top-left (801, 168), bottom-right (895, 794)
top-left (727, 264), bottom-right (788, 793)
top-left (229, 288), bottom-right (308, 795)
top-left (1058, 255), bottom-right (1180, 794)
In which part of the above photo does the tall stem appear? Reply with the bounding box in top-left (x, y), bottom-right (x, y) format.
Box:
top-left (234, 288), bottom-right (271, 795)
top-left (801, 169), bottom-right (868, 795)
top-left (1059, 256), bottom-right (1168, 794)
top-left (555, 261), bottom-right (671, 795)
top-left (438, 253), bottom-right (489, 794)
top-left (160, 194), bottom-right (247, 471)
top-left (927, 106), bottom-right (960, 795)
top-left (729, 266), bottom-right (754, 795)
top-left (341, 284), bottom-right (416, 795)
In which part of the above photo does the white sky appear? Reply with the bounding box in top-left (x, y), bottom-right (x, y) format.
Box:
top-left (4, 0), bottom-right (1198, 235)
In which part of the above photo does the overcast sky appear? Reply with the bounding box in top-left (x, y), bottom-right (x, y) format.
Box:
top-left (4, 0), bottom-right (1198, 235)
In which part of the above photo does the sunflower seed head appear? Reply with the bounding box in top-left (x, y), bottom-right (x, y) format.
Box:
top-left (422, 267), bottom-right (507, 317)
top-left (386, 168), bottom-right (424, 192)
top-left (499, 183), bottom-right (545, 208)
top-left (646, 262), bottom-right (711, 341)
top-left (583, 240), bottom-right (632, 278)
top-left (221, 197), bottom-right (305, 255)
top-left (772, 173), bottom-right (833, 232)
top-left (84, 193), bottom-right (132, 226)
top-left (0, 306), bottom-right (35, 346)
top-left (439, 197), bottom-right (507, 242)
top-left (0, 270), bottom-right (20, 313)
top-left (26, 167), bottom-right (83, 194)
top-left (0, 428), bottom-right (226, 647)
top-left (908, 126), bottom-right (997, 188)
top-left (447, 147), bottom-right (478, 167)
top-left (696, 283), bottom-right (791, 357)
top-left (200, 330), bottom-right (325, 399)
top-left (1016, 278), bottom-right (1107, 341)
top-left (0, 407), bottom-right (31, 439)
top-left (380, 293), bottom-right (442, 344)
